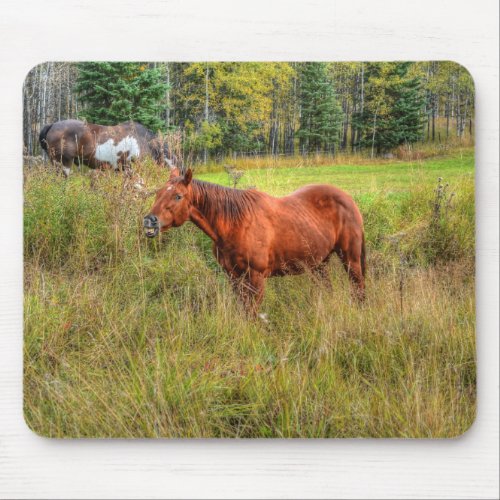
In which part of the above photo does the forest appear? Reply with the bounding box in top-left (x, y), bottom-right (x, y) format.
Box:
top-left (23, 61), bottom-right (474, 162)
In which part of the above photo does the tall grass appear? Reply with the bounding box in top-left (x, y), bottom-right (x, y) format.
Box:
top-left (23, 152), bottom-right (475, 437)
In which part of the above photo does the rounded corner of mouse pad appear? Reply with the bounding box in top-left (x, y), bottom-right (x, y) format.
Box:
top-left (23, 61), bottom-right (476, 439)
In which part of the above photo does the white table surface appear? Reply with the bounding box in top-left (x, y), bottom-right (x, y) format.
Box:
top-left (0, 0), bottom-right (498, 498)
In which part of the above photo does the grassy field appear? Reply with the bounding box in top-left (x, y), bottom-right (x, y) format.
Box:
top-left (23, 149), bottom-right (476, 438)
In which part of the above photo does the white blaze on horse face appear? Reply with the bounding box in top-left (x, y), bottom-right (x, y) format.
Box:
top-left (95, 136), bottom-right (140, 168)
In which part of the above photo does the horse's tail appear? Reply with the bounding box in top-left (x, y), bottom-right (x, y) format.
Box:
top-left (361, 230), bottom-right (366, 278)
top-left (39, 123), bottom-right (53, 152)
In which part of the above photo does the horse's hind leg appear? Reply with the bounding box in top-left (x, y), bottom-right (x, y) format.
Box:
top-left (54, 156), bottom-right (73, 178)
top-left (336, 240), bottom-right (365, 302)
top-left (62, 163), bottom-right (72, 178)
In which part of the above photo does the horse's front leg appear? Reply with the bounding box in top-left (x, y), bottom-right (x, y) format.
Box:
top-left (117, 153), bottom-right (135, 176)
top-left (215, 247), bottom-right (267, 318)
top-left (229, 269), bottom-right (266, 318)
top-left (244, 270), bottom-right (266, 317)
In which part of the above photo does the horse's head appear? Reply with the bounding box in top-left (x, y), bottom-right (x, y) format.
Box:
top-left (143, 168), bottom-right (193, 238)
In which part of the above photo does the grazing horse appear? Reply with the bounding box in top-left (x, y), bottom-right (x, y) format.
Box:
top-left (39, 119), bottom-right (174, 177)
top-left (143, 168), bottom-right (366, 315)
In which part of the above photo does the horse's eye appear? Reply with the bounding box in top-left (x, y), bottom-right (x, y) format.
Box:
top-left (175, 194), bottom-right (182, 201)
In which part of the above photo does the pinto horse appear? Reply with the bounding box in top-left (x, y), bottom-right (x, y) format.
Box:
top-left (143, 168), bottom-right (366, 315)
top-left (39, 119), bottom-right (174, 177)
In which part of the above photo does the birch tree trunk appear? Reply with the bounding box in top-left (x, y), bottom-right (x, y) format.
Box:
top-left (23, 62), bottom-right (80, 156)
top-left (165, 62), bottom-right (171, 130)
top-left (203, 63), bottom-right (209, 164)
top-left (370, 104), bottom-right (378, 159)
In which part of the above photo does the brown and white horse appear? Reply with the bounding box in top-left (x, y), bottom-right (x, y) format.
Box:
top-left (39, 119), bottom-right (174, 176)
top-left (143, 168), bottom-right (366, 315)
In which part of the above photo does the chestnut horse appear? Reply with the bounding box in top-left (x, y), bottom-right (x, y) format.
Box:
top-left (39, 119), bottom-right (174, 177)
top-left (143, 168), bottom-right (366, 315)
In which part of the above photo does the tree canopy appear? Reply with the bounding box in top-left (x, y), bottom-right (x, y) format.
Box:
top-left (297, 62), bottom-right (343, 154)
top-left (24, 61), bottom-right (475, 159)
top-left (75, 62), bottom-right (169, 132)
top-left (353, 62), bottom-right (427, 154)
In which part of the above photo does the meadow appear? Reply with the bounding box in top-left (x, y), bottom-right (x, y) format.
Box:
top-left (23, 148), bottom-right (475, 438)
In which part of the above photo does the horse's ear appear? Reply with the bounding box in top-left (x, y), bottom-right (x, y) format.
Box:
top-left (168, 167), bottom-right (180, 179)
top-left (183, 168), bottom-right (193, 186)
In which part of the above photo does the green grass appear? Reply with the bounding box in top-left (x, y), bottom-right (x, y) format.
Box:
top-left (197, 151), bottom-right (474, 196)
top-left (23, 150), bottom-right (476, 437)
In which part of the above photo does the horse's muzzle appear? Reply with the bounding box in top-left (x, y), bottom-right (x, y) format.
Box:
top-left (143, 214), bottom-right (160, 238)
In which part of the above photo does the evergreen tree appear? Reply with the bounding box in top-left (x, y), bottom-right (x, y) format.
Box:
top-left (75, 62), bottom-right (169, 132)
top-left (297, 63), bottom-right (343, 154)
top-left (392, 66), bottom-right (427, 145)
top-left (354, 62), bottom-right (426, 154)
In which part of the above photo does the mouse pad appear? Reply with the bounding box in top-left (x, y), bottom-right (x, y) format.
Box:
top-left (23, 61), bottom-right (476, 438)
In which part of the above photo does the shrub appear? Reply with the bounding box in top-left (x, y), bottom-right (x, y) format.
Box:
top-left (398, 176), bottom-right (475, 267)
top-left (24, 167), bottom-right (147, 271)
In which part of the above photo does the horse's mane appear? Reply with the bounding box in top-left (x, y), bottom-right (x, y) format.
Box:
top-left (191, 179), bottom-right (261, 224)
